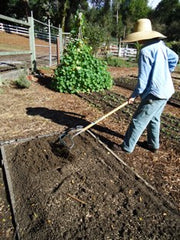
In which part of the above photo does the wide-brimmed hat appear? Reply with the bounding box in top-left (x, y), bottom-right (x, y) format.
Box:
top-left (123, 18), bottom-right (166, 43)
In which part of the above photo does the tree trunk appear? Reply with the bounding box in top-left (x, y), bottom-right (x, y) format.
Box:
top-left (61, 0), bottom-right (69, 31)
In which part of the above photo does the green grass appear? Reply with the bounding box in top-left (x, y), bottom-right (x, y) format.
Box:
top-left (99, 56), bottom-right (138, 68)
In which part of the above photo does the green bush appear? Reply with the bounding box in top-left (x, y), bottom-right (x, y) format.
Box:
top-left (84, 23), bottom-right (106, 54)
top-left (52, 39), bottom-right (113, 93)
top-left (15, 72), bottom-right (31, 89)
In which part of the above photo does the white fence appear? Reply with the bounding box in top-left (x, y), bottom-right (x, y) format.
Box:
top-left (0, 22), bottom-right (29, 36)
top-left (109, 44), bottom-right (137, 58)
top-left (0, 21), bottom-right (60, 44)
top-left (98, 44), bottom-right (137, 58)
top-left (0, 14), bottom-right (72, 71)
top-left (0, 21), bottom-right (70, 47)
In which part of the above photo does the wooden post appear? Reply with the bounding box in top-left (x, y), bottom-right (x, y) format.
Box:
top-left (48, 19), bottom-right (52, 67)
top-left (56, 35), bottom-right (60, 65)
top-left (59, 27), bottom-right (63, 60)
top-left (28, 12), bottom-right (36, 72)
top-left (118, 38), bottom-right (122, 57)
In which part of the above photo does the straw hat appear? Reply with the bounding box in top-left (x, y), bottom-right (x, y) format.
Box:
top-left (123, 18), bottom-right (166, 43)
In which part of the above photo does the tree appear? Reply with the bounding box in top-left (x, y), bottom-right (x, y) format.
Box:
top-left (111, 0), bottom-right (125, 41)
top-left (61, 0), bottom-right (70, 31)
top-left (0, 0), bottom-right (31, 19)
top-left (1, 0), bottom-right (179, 48)
top-left (120, 0), bottom-right (150, 35)
top-left (0, 0), bottom-right (9, 15)
top-left (151, 0), bottom-right (180, 40)
top-left (153, 0), bottom-right (178, 23)
top-left (84, 1), bottom-right (114, 51)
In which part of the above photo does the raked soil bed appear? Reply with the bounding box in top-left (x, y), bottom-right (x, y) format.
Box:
top-left (2, 132), bottom-right (180, 240)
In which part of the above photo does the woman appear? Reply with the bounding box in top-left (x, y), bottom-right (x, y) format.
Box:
top-left (118, 18), bottom-right (179, 153)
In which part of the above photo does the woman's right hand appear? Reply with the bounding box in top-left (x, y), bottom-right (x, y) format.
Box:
top-left (128, 97), bottom-right (136, 104)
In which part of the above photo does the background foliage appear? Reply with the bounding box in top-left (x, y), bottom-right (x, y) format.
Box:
top-left (1, 1), bottom-right (179, 93)
top-left (1, 0), bottom-right (179, 45)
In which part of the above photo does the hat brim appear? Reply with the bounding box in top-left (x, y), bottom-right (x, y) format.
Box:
top-left (123, 31), bottom-right (166, 43)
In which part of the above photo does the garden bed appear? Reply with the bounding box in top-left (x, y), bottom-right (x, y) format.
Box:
top-left (0, 66), bottom-right (179, 239)
top-left (1, 132), bottom-right (180, 239)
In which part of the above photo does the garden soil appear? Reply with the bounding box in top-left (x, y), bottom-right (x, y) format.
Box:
top-left (1, 131), bottom-right (180, 240)
top-left (0, 66), bottom-right (180, 239)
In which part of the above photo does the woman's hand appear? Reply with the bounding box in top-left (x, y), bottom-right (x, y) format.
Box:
top-left (128, 97), bottom-right (136, 104)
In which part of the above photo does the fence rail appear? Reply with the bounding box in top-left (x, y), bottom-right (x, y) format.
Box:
top-left (0, 19), bottom-right (58, 42)
top-left (0, 22), bottom-right (29, 36)
top-left (0, 13), bottom-right (68, 72)
top-left (109, 44), bottom-right (137, 58)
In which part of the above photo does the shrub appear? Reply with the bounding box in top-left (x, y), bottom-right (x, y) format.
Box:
top-left (15, 72), bottom-right (31, 89)
top-left (52, 39), bottom-right (113, 93)
top-left (84, 22), bottom-right (106, 54)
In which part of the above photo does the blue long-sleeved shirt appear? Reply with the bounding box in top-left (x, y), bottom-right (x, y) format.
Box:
top-left (131, 40), bottom-right (179, 100)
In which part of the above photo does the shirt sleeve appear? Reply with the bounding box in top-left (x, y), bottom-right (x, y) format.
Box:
top-left (131, 52), bottom-right (152, 98)
top-left (166, 48), bottom-right (179, 72)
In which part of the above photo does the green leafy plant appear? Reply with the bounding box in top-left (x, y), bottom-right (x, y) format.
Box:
top-left (52, 39), bottom-right (113, 93)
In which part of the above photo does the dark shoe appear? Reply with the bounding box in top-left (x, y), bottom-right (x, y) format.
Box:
top-left (112, 143), bottom-right (121, 151)
top-left (139, 141), bottom-right (158, 153)
top-left (112, 144), bottom-right (131, 153)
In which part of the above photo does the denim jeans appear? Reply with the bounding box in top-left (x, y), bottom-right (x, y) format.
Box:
top-left (122, 95), bottom-right (167, 153)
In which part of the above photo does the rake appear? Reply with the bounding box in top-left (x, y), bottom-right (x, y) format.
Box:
top-left (58, 101), bottom-right (128, 150)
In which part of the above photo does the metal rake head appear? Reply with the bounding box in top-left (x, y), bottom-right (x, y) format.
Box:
top-left (58, 125), bottom-right (83, 150)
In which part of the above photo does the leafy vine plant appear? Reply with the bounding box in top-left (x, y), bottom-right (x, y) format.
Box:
top-left (52, 12), bottom-right (113, 94)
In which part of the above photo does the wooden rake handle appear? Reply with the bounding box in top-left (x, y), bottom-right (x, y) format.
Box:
top-left (73, 101), bottom-right (128, 138)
